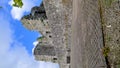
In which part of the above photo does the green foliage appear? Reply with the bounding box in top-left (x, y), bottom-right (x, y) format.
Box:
top-left (37, 36), bottom-right (44, 41)
top-left (12, 0), bottom-right (23, 8)
top-left (116, 64), bottom-right (120, 68)
top-left (102, 46), bottom-right (110, 57)
top-left (103, 0), bottom-right (117, 7)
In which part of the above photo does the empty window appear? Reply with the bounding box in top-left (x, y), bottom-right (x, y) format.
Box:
top-left (67, 56), bottom-right (70, 64)
top-left (46, 31), bottom-right (50, 34)
top-left (53, 58), bottom-right (57, 60)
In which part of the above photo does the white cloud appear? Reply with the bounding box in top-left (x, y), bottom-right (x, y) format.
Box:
top-left (33, 41), bottom-right (39, 46)
top-left (8, 0), bottom-right (37, 20)
top-left (32, 41), bottom-right (39, 54)
top-left (0, 15), bottom-right (59, 68)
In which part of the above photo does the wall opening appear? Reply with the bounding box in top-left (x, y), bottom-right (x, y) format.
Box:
top-left (67, 56), bottom-right (70, 64)
top-left (53, 58), bottom-right (57, 60)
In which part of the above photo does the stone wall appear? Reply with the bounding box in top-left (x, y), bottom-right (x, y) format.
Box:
top-left (34, 42), bottom-right (58, 63)
top-left (72, 0), bottom-right (120, 68)
top-left (34, 45), bottom-right (55, 56)
top-left (21, 0), bottom-right (72, 68)
top-left (101, 1), bottom-right (120, 67)
top-left (43, 0), bottom-right (72, 68)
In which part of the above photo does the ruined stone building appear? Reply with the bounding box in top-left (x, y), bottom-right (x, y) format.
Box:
top-left (21, 0), bottom-right (72, 68)
top-left (21, 0), bottom-right (120, 68)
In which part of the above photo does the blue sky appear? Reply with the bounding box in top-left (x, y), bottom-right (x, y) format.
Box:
top-left (0, 0), bottom-right (59, 68)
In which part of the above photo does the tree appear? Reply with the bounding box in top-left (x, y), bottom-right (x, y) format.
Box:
top-left (12, 0), bottom-right (23, 8)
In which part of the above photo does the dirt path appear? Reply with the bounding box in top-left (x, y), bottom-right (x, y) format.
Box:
top-left (71, 0), bottom-right (86, 68)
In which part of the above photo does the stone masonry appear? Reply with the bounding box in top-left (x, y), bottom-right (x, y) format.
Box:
top-left (21, 0), bottom-right (120, 68)
top-left (101, 1), bottom-right (120, 67)
top-left (21, 0), bottom-right (72, 68)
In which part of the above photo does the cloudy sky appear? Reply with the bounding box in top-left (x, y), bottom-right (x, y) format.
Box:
top-left (0, 0), bottom-right (59, 68)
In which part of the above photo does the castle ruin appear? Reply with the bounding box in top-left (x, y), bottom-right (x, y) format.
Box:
top-left (21, 1), bottom-right (72, 68)
top-left (21, 0), bottom-right (120, 68)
